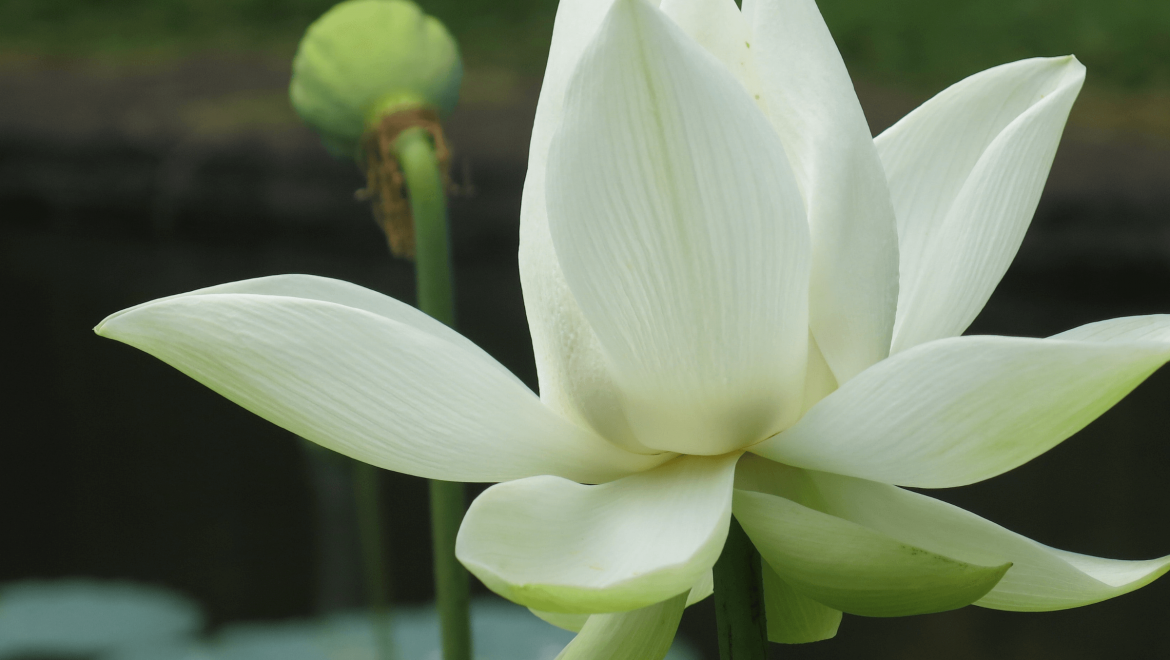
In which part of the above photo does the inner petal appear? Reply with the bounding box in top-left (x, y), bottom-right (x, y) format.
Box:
top-left (545, 0), bottom-right (811, 455)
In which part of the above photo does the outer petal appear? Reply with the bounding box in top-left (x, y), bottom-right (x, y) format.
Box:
top-left (519, 0), bottom-right (650, 452)
top-left (456, 454), bottom-right (738, 614)
top-left (880, 57), bottom-right (1086, 352)
top-left (546, 0), bottom-right (810, 455)
top-left (734, 489), bottom-right (1010, 617)
top-left (96, 276), bottom-right (667, 483)
top-left (804, 470), bottom-right (1170, 611)
top-left (752, 316), bottom-right (1170, 488)
top-left (553, 593), bottom-right (687, 660)
top-left (1052, 315), bottom-right (1170, 343)
top-left (761, 563), bottom-right (841, 644)
top-left (743, 0), bottom-right (900, 384)
top-left (105, 275), bottom-right (491, 366)
top-left (531, 571), bottom-right (713, 634)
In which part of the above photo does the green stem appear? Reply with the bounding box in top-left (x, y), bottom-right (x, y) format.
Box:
top-left (393, 125), bottom-right (472, 660)
top-left (354, 462), bottom-right (395, 660)
top-left (713, 516), bottom-right (769, 660)
top-left (395, 126), bottom-right (455, 325)
top-left (429, 479), bottom-right (472, 659)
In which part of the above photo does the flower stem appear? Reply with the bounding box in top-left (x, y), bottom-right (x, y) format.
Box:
top-left (392, 125), bottom-right (472, 660)
top-left (354, 462), bottom-right (395, 660)
top-left (713, 516), bottom-right (769, 660)
top-left (429, 479), bottom-right (472, 659)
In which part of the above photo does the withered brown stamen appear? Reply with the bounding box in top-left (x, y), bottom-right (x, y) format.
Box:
top-left (358, 106), bottom-right (452, 259)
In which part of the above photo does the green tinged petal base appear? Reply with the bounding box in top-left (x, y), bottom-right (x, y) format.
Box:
top-left (761, 563), bottom-right (841, 644)
top-left (554, 593), bottom-right (688, 660)
top-left (734, 488), bottom-right (1010, 617)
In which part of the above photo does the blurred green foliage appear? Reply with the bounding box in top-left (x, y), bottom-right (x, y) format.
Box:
top-left (0, 0), bottom-right (1167, 89)
top-left (819, 0), bottom-right (1170, 89)
top-left (0, 0), bottom-right (559, 71)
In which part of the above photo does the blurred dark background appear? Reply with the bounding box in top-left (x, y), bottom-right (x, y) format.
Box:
top-left (1, 0), bottom-right (1168, 658)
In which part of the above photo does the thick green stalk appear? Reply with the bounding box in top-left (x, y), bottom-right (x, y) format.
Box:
top-left (392, 125), bottom-right (472, 660)
top-left (354, 462), bottom-right (395, 660)
top-left (713, 516), bottom-right (769, 660)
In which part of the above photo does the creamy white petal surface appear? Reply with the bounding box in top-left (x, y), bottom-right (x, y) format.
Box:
top-left (734, 489), bottom-right (1010, 616)
top-left (800, 333), bottom-right (838, 415)
top-left (761, 563), bottom-right (841, 644)
top-left (96, 277), bottom-right (666, 483)
top-left (752, 317), bottom-right (1170, 487)
top-left (547, 0), bottom-right (810, 455)
top-left (457, 454), bottom-right (737, 614)
top-left (518, 0), bottom-right (645, 451)
top-left (743, 0), bottom-right (900, 384)
top-left (659, 0), bottom-right (763, 101)
top-left (880, 57), bottom-right (1085, 352)
top-left (553, 593), bottom-right (687, 660)
top-left (108, 275), bottom-right (500, 370)
top-left (805, 470), bottom-right (1170, 611)
top-left (1052, 315), bottom-right (1170, 343)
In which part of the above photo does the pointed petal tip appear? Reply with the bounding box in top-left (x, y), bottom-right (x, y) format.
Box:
top-left (796, 468), bottom-right (1170, 613)
top-left (735, 488), bottom-right (1012, 617)
top-left (94, 305), bottom-right (137, 337)
top-left (982, 551), bottom-right (1170, 612)
top-left (93, 305), bottom-right (144, 340)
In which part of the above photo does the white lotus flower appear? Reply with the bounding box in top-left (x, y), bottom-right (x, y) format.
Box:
top-left (97, 0), bottom-right (1170, 655)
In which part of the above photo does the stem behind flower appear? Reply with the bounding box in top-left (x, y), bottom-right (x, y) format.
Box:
top-left (393, 125), bottom-right (471, 660)
top-left (714, 516), bottom-right (769, 660)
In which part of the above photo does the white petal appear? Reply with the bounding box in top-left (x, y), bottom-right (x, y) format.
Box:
top-left (800, 333), bottom-right (838, 415)
top-left (531, 570), bottom-right (713, 634)
top-left (519, 0), bottom-right (651, 452)
top-left (804, 470), bottom-right (1170, 611)
top-left (456, 454), bottom-right (738, 614)
top-left (659, 0), bottom-right (764, 102)
top-left (743, 0), bottom-right (900, 384)
top-left (95, 277), bottom-right (667, 483)
top-left (761, 563), bottom-right (841, 644)
top-left (553, 593), bottom-right (687, 660)
top-left (881, 57), bottom-right (1086, 352)
top-left (734, 488), bottom-right (1009, 617)
top-left (108, 274), bottom-right (494, 371)
top-left (752, 318), bottom-right (1170, 487)
top-left (1051, 315), bottom-right (1170, 343)
top-left (546, 0), bottom-right (810, 455)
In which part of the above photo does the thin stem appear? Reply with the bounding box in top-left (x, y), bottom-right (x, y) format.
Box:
top-left (713, 516), bottom-right (769, 660)
top-left (393, 125), bottom-right (472, 660)
top-left (429, 479), bottom-right (472, 659)
top-left (395, 126), bottom-right (455, 325)
top-left (354, 462), bottom-right (395, 660)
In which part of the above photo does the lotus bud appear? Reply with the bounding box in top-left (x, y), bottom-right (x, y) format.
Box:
top-left (290, 0), bottom-right (462, 157)
top-left (289, 0), bottom-right (463, 257)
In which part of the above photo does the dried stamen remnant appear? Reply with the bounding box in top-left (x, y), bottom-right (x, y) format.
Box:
top-left (359, 106), bottom-right (452, 258)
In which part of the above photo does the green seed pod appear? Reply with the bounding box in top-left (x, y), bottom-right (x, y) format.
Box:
top-left (290, 0), bottom-right (463, 158)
